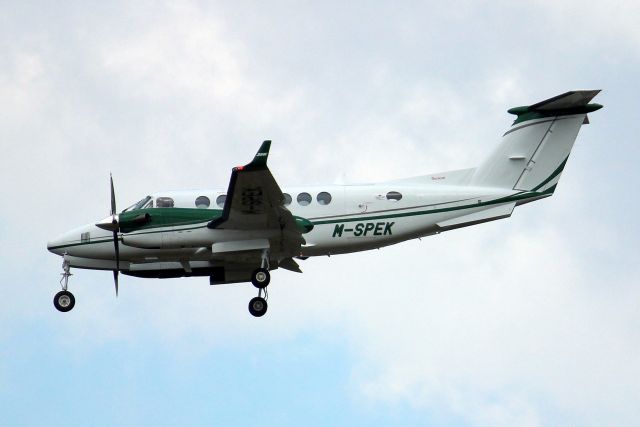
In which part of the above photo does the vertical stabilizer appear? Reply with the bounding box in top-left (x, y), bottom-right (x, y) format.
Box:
top-left (470, 90), bottom-right (602, 192)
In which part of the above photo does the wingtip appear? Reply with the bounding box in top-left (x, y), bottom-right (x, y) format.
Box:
top-left (259, 140), bottom-right (271, 156)
top-left (247, 140), bottom-right (272, 168)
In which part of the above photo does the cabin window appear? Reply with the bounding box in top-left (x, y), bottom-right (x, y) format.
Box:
top-left (156, 197), bottom-right (175, 208)
top-left (297, 192), bottom-right (312, 206)
top-left (195, 196), bottom-right (210, 208)
top-left (216, 195), bottom-right (226, 208)
top-left (386, 191), bottom-right (402, 201)
top-left (283, 193), bottom-right (292, 206)
top-left (81, 232), bottom-right (90, 243)
top-left (317, 192), bottom-right (332, 205)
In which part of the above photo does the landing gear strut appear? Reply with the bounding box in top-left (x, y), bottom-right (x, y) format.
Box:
top-left (54, 256), bottom-right (75, 312)
top-left (248, 250), bottom-right (270, 317)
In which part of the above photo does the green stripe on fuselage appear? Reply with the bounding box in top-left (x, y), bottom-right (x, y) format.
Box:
top-left (119, 208), bottom-right (222, 233)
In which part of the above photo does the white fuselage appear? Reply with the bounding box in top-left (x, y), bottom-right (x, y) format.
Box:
top-left (47, 181), bottom-right (528, 273)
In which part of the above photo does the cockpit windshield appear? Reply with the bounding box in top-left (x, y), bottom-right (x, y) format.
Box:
top-left (122, 195), bottom-right (152, 212)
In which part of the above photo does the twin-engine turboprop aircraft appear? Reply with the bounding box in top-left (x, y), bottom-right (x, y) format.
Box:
top-left (48, 90), bottom-right (602, 317)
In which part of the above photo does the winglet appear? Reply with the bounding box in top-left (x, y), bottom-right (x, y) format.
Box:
top-left (245, 140), bottom-right (271, 169)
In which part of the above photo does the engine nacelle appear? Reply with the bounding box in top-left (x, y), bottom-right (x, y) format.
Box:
top-left (122, 228), bottom-right (214, 249)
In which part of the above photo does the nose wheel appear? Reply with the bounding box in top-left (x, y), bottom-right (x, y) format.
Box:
top-left (54, 290), bottom-right (75, 312)
top-left (54, 256), bottom-right (76, 313)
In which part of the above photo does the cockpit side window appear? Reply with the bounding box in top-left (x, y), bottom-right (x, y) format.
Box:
top-left (122, 195), bottom-right (152, 212)
top-left (156, 197), bottom-right (175, 208)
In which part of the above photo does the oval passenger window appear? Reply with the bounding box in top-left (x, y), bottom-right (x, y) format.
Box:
top-left (317, 192), bottom-right (332, 205)
top-left (297, 192), bottom-right (312, 206)
top-left (195, 196), bottom-right (210, 208)
top-left (386, 191), bottom-right (402, 201)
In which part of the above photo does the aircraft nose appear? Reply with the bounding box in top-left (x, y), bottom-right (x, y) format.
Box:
top-left (47, 226), bottom-right (86, 256)
top-left (47, 234), bottom-right (67, 255)
top-left (47, 223), bottom-right (113, 258)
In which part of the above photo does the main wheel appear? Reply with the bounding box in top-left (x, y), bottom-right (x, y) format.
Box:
top-left (248, 296), bottom-right (268, 317)
top-left (54, 290), bottom-right (75, 312)
top-left (251, 268), bottom-right (270, 289)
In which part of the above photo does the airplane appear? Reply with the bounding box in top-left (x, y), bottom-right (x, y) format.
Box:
top-left (47, 90), bottom-right (602, 317)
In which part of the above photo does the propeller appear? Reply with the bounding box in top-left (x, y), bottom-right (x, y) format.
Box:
top-left (110, 174), bottom-right (120, 297)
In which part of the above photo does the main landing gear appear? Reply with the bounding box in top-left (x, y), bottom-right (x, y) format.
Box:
top-left (54, 256), bottom-right (75, 312)
top-left (248, 251), bottom-right (270, 317)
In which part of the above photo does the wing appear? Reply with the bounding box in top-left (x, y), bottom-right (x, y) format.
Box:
top-left (208, 141), bottom-right (305, 256)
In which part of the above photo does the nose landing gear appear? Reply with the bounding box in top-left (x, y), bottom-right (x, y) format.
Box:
top-left (54, 256), bottom-right (75, 312)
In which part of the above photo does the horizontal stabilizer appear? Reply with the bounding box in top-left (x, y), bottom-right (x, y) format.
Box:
top-left (436, 202), bottom-right (515, 231)
top-left (529, 90), bottom-right (601, 111)
top-left (507, 90), bottom-right (602, 125)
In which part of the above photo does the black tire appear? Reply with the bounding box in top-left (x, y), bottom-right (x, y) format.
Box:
top-left (248, 296), bottom-right (268, 317)
top-left (54, 290), bottom-right (75, 312)
top-left (251, 268), bottom-right (270, 289)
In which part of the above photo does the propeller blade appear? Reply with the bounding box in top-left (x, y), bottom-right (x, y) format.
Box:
top-left (113, 269), bottom-right (119, 297)
top-left (110, 173), bottom-right (120, 297)
top-left (113, 230), bottom-right (120, 297)
top-left (110, 173), bottom-right (117, 216)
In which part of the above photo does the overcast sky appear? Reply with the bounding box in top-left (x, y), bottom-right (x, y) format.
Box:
top-left (1, 1), bottom-right (639, 426)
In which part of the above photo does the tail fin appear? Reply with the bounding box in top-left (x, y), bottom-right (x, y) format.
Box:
top-left (471, 90), bottom-right (602, 192)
